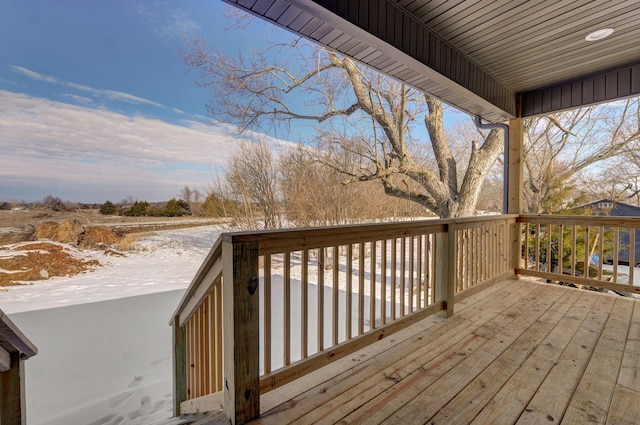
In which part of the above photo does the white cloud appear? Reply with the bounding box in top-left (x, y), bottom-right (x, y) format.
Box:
top-left (65, 82), bottom-right (164, 107)
top-left (9, 66), bottom-right (58, 83)
top-left (62, 93), bottom-right (93, 104)
top-left (10, 65), bottom-right (165, 108)
top-left (0, 90), bottom-right (241, 202)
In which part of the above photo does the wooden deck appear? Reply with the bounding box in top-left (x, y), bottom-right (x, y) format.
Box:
top-left (245, 278), bottom-right (640, 425)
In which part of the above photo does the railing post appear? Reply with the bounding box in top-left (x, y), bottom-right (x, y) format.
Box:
top-left (172, 318), bottom-right (187, 416)
top-left (435, 222), bottom-right (456, 317)
top-left (222, 239), bottom-right (260, 425)
top-left (511, 219), bottom-right (522, 277)
top-left (0, 352), bottom-right (25, 425)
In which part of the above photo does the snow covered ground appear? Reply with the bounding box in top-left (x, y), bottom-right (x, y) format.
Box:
top-left (0, 225), bottom-right (226, 425)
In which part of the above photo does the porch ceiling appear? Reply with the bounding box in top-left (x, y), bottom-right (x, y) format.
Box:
top-left (224, 0), bottom-right (640, 122)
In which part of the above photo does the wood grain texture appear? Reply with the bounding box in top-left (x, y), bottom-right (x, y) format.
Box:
top-left (0, 352), bottom-right (24, 425)
top-left (246, 280), bottom-right (640, 425)
top-left (222, 240), bottom-right (260, 424)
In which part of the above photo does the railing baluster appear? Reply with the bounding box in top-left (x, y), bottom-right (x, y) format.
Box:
top-left (186, 319), bottom-right (191, 398)
top-left (215, 283), bottom-right (222, 391)
top-left (391, 238), bottom-right (397, 320)
top-left (417, 235), bottom-right (422, 309)
top-left (598, 226), bottom-right (604, 281)
top-left (524, 223), bottom-right (530, 270)
top-left (264, 255), bottom-right (271, 374)
top-left (456, 229), bottom-right (463, 290)
top-left (558, 224), bottom-right (563, 274)
top-left (545, 224), bottom-right (552, 275)
top-left (370, 241), bottom-right (376, 329)
top-left (284, 252), bottom-right (291, 366)
top-left (613, 227), bottom-right (620, 282)
top-left (302, 250), bottom-right (308, 359)
top-left (318, 248), bottom-right (325, 352)
top-left (535, 223), bottom-right (541, 272)
top-left (332, 245), bottom-right (339, 345)
top-left (346, 244), bottom-right (353, 339)
top-left (630, 228), bottom-right (635, 285)
top-left (479, 227), bottom-right (484, 284)
top-left (207, 294), bottom-right (213, 394)
top-left (400, 237), bottom-right (406, 317)
top-left (358, 242), bottom-right (365, 335)
top-left (427, 233), bottom-right (432, 301)
top-left (583, 226), bottom-right (590, 279)
top-left (381, 240), bottom-right (387, 325)
top-left (408, 237), bottom-right (414, 313)
top-left (196, 307), bottom-right (203, 397)
top-left (570, 225), bottom-right (576, 277)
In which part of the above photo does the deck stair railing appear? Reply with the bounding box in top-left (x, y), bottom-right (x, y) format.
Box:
top-left (170, 215), bottom-right (517, 423)
top-left (518, 215), bottom-right (640, 295)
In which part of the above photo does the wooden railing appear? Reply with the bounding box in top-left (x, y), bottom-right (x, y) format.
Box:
top-left (518, 215), bottom-right (640, 295)
top-left (170, 215), bottom-right (517, 423)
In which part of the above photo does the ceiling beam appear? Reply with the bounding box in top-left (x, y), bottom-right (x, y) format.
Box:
top-left (521, 63), bottom-right (640, 117)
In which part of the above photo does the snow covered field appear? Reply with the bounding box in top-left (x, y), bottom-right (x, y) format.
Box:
top-left (1, 226), bottom-right (226, 425)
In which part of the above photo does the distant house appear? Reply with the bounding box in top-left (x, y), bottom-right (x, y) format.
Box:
top-left (573, 199), bottom-right (640, 265)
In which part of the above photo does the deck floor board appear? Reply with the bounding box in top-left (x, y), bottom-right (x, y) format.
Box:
top-left (251, 279), bottom-right (640, 425)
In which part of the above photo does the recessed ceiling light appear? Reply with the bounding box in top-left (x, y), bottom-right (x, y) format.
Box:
top-left (585, 28), bottom-right (614, 41)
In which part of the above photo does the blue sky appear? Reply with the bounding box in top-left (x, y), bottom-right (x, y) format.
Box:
top-left (0, 0), bottom-right (295, 203)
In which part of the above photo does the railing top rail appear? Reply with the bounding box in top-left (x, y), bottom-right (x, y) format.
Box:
top-left (224, 215), bottom-right (518, 255)
top-left (170, 214), bottom-right (519, 324)
top-left (170, 234), bottom-right (223, 324)
top-left (227, 220), bottom-right (446, 255)
top-left (519, 214), bottom-right (640, 226)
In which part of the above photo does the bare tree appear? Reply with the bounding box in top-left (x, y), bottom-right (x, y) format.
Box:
top-left (226, 140), bottom-right (281, 229)
top-left (184, 37), bottom-right (502, 218)
top-left (202, 176), bottom-right (236, 219)
top-left (523, 99), bottom-right (640, 213)
top-left (179, 185), bottom-right (201, 216)
top-left (279, 145), bottom-right (423, 226)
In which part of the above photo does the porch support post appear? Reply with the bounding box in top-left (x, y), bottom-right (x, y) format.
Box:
top-left (0, 352), bottom-right (25, 425)
top-left (507, 117), bottom-right (524, 215)
top-left (222, 238), bottom-right (260, 425)
top-left (508, 109), bottom-right (525, 274)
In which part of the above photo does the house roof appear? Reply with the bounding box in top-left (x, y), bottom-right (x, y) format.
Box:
top-left (225, 0), bottom-right (640, 123)
top-left (581, 199), bottom-right (640, 216)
